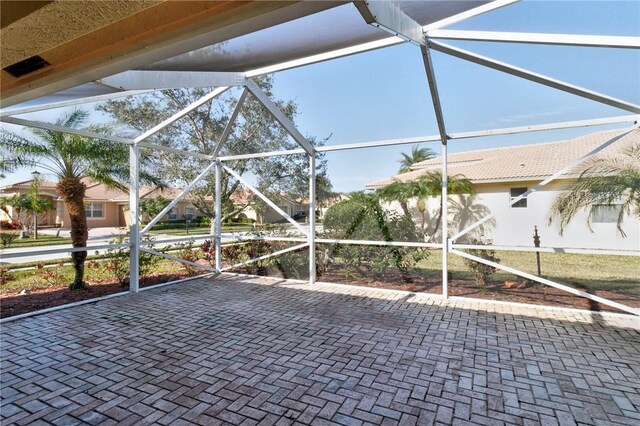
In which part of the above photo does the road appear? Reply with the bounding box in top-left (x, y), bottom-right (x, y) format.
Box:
top-left (1, 226), bottom-right (317, 265)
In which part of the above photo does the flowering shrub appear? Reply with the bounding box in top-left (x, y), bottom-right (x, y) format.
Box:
top-left (176, 242), bottom-right (199, 275)
top-left (39, 263), bottom-right (66, 288)
top-left (0, 220), bottom-right (21, 230)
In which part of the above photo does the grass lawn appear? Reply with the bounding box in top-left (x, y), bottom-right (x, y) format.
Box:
top-left (417, 250), bottom-right (640, 296)
top-left (1, 234), bottom-right (72, 249)
top-left (148, 224), bottom-right (254, 236)
top-left (1, 258), bottom-right (190, 294)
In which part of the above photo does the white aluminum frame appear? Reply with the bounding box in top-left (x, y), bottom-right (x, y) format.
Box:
top-left (2, 0), bottom-right (639, 316)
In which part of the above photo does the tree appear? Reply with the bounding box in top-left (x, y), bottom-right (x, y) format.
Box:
top-left (377, 172), bottom-right (474, 240)
top-left (398, 145), bottom-right (436, 173)
top-left (140, 196), bottom-right (170, 224)
top-left (549, 139), bottom-right (640, 237)
top-left (1, 110), bottom-right (162, 289)
top-left (0, 192), bottom-right (52, 236)
top-left (97, 76), bottom-right (330, 230)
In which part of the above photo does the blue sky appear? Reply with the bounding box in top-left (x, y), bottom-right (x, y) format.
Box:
top-left (3, 0), bottom-right (640, 192)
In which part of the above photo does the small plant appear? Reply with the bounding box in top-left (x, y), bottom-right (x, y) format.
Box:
top-left (0, 232), bottom-right (19, 248)
top-left (139, 234), bottom-right (161, 280)
top-left (201, 239), bottom-right (215, 265)
top-left (105, 234), bottom-right (130, 286)
top-left (176, 242), bottom-right (200, 275)
top-left (85, 260), bottom-right (102, 284)
top-left (39, 263), bottom-right (66, 288)
top-left (0, 268), bottom-right (12, 285)
top-left (462, 239), bottom-right (500, 287)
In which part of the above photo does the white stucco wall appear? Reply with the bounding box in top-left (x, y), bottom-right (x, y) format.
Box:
top-left (471, 181), bottom-right (639, 250)
top-left (382, 180), bottom-right (639, 251)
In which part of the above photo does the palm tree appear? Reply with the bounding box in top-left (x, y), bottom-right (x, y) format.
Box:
top-left (377, 171), bottom-right (474, 240)
top-left (398, 145), bottom-right (436, 173)
top-left (1, 110), bottom-right (161, 289)
top-left (549, 138), bottom-right (640, 237)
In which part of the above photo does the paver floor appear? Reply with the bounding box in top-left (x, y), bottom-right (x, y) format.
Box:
top-left (1, 275), bottom-right (639, 425)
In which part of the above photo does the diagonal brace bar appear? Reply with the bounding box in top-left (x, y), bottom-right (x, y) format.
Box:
top-left (429, 40), bottom-right (640, 114)
top-left (220, 243), bottom-right (309, 272)
top-left (244, 79), bottom-right (315, 155)
top-left (212, 88), bottom-right (248, 157)
top-left (222, 165), bottom-right (309, 237)
top-left (133, 86), bottom-right (230, 143)
top-left (451, 127), bottom-right (638, 241)
top-left (451, 248), bottom-right (639, 316)
top-left (141, 247), bottom-right (218, 273)
top-left (140, 161), bottom-right (217, 236)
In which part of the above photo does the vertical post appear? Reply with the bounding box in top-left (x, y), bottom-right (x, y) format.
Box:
top-left (214, 159), bottom-right (222, 271)
top-left (309, 154), bottom-right (316, 283)
top-left (129, 143), bottom-right (140, 293)
top-left (421, 44), bottom-right (450, 298)
top-left (441, 141), bottom-right (448, 298)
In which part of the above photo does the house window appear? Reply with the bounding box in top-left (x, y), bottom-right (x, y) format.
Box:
top-left (168, 208), bottom-right (178, 221)
top-left (185, 207), bottom-right (195, 219)
top-left (85, 203), bottom-right (104, 218)
top-left (510, 187), bottom-right (528, 208)
top-left (591, 205), bottom-right (622, 223)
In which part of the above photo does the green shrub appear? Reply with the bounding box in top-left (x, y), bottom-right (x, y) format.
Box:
top-left (0, 232), bottom-right (19, 248)
top-left (462, 239), bottom-right (500, 287)
top-left (322, 194), bottom-right (428, 276)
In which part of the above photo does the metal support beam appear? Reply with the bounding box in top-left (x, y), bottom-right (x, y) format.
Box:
top-left (212, 89), bottom-right (248, 157)
top-left (129, 144), bottom-right (140, 293)
top-left (140, 247), bottom-right (218, 273)
top-left (0, 116), bottom-right (132, 145)
top-left (100, 71), bottom-right (246, 91)
top-left (354, 0), bottom-right (425, 46)
top-left (138, 141), bottom-right (214, 160)
top-left (0, 89), bottom-right (153, 118)
top-left (451, 249), bottom-right (639, 316)
top-left (309, 154), bottom-right (317, 284)
top-left (423, 0), bottom-right (520, 32)
top-left (244, 79), bottom-right (315, 155)
top-left (140, 161), bottom-right (217, 237)
top-left (449, 115), bottom-right (640, 140)
top-left (222, 164), bottom-right (309, 236)
top-left (427, 30), bottom-right (640, 49)
top-left (429, 40), bottom-right (640, 114)
top-left (214, 160), bottom-right (223, 271)
top-left (220, 243), bottom-right (309, 272)
top-left (421, 45), bottom-right (451, 298)
top-left (133, 86), bottom-right (230, 144)
top-left (451, 127), bottom-right (637, 241)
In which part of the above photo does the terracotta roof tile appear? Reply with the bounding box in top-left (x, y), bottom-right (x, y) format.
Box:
top-left (366, 129), bottom-right (639, 188)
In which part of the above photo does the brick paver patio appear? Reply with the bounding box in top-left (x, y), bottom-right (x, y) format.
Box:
top-left (1, 274), bottom-right (639, 425)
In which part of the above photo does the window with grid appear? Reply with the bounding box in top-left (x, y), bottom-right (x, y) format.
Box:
top-left (510, 187), bottom-right (528, 208)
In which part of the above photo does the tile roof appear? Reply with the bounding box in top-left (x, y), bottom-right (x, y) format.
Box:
top-left (366, 128), bottom-right (639, 189)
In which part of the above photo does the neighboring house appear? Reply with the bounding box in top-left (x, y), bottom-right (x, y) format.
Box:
top-left (0, 180), bottom-right (205, 228)
top-left (367, 129), bottom-right (640, 251)
top-left (231, 189), bottom-right (310, 223)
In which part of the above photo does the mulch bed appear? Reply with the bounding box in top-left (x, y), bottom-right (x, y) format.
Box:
top-left (0, 271), bottom-right (207, 319)
top-left (2, 264), bottom-right (638, 318)
top-left (317, 266), bottom-right (640, 315)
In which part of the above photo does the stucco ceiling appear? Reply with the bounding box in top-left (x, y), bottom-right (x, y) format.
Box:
top-left (1, 1), bottom-right (161, 68)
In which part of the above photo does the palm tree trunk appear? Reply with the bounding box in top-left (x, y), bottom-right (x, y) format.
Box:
top-left (427, 197), bottom-right (444, 242)
top-left (399, 200), bottom-right (411, 220)
top-left (57, 178), bottom-right (88, 290)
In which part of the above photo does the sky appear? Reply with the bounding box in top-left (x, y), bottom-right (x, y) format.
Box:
top-left (2, 0), bottom-right (640, 193)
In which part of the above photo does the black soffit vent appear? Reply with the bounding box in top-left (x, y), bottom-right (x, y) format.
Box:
top-left (4, 55), bottom-right (51, 78)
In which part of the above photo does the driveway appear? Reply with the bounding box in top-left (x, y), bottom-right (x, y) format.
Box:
top-left (1, 275), bottom-right (639, 425)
